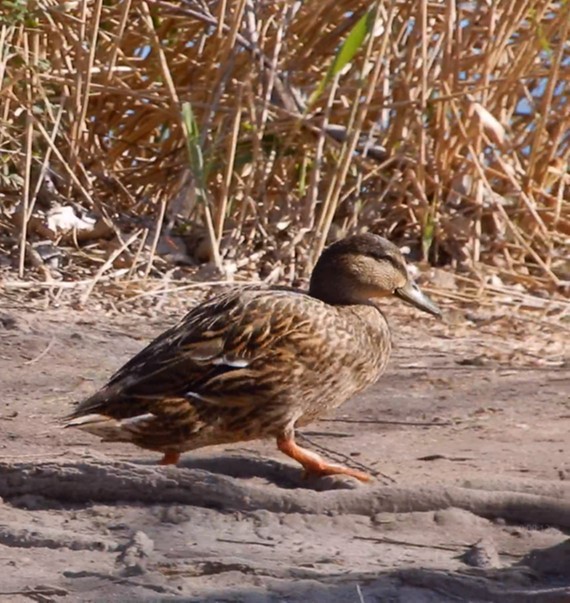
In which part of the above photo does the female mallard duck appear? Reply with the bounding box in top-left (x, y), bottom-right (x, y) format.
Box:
top-left (66, 234), bottom-right (441, 482)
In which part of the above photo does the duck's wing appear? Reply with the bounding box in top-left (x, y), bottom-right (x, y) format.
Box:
top-left (67, 286), bottom-right (325, 423)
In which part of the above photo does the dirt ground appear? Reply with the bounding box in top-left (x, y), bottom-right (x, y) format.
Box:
top-left (0, 295), bottom-right (569, 602)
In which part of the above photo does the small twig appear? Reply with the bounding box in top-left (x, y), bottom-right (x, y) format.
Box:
top-left (417, 454), bottom-right (474, 462)
top-left (144, 197), bottom-right (167, 279)
top-left (0, 413), bottom-right (17, 421)
top-left (216, 537), bottom-right (275, 548)
top-left (0, 587), bottom-right (69, 597)
top-left (354, 535), bottom-right (464, 553)
top-left (321, 419), bottom-right (456, 427)
top-left (18, 104), bottom-right (34, 279)
top-left (4, 271), bottom-right (130, 290)
top-left (297, 433), bottom-right (396, 483)
top-left (80, 230), bottom-right (142, 304)
top-left (353, 535), bottom-right (521, 558)
top-left (23, 336), bottom-right (56, 365)
top-left (302, 430), bottom-right (351, 438)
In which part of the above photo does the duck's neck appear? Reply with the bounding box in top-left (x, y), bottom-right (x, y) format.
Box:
top-left (308, 275), bottom-right (371, 306)
top-left (309, 287), bottom-right (353, 305)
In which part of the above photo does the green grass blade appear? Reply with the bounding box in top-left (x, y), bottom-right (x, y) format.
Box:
top-left (181, 101), bottom-right (206, 198)
top-left (308, 8), bottom-right (376, 108)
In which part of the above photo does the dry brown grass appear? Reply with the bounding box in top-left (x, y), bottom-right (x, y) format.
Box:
top-left (0, 0), bottom-right (569, 306)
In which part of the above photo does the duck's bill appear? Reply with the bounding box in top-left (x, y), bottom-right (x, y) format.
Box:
top-left (395, 281), bottom-right (442, 318)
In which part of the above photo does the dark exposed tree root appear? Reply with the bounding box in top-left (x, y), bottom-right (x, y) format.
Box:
top-left (1, 459), bottom-right (570, 529)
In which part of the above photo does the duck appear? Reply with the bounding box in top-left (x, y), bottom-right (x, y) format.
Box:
top-left (66, 233), bottom-right (441, 482)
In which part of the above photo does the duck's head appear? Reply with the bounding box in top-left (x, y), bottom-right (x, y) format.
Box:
top-left (309, 233), bottom-right (441, 317)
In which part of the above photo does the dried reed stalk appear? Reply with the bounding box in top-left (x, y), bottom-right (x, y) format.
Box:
top-left (0, 0), bottom-right (567, 297)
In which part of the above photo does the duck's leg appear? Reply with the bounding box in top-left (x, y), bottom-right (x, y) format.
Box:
top-left (276, 433), bottom-right (370, 482)
top-left (159, 451), bottom-right (180, 465)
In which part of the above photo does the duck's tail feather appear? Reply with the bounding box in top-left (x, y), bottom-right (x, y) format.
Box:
top-left (64, 412), bottom-right (157, 442)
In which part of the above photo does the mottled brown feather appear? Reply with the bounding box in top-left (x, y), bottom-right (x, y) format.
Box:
top-left (66, 234), bottom-right (440, 464)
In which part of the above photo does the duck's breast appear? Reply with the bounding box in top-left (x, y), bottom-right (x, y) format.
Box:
top-left (292, 303), bottom-right (391, 424)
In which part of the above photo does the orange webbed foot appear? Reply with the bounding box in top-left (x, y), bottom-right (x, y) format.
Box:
top-left (277, 434), bottom-right (371, 483)
top-left (159, 451), bottom-right (181, 465)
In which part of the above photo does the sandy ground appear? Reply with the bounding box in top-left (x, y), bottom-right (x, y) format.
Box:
top-left (0, 298), bottom-right (569, 602)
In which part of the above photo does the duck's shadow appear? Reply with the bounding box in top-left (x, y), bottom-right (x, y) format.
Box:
top-left (137, 454), bottom-right (361, 492)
